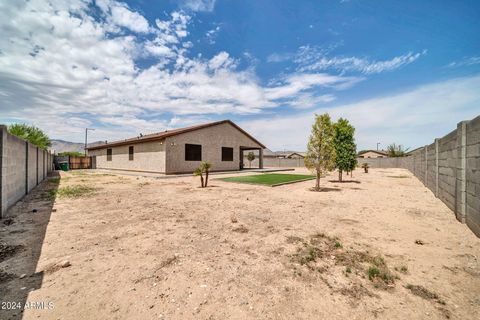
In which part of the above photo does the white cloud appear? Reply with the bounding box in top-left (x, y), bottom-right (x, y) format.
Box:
top-left (447, 56), bottom-right (480, 68)
top-left (266, 52), bottom-right (293, 63)
top-left (265, 73), bottom-right (362, 100)
top-left (179, 0), bottom-right (217, 12)
top-left (205, 26), bottom-right (220, 44)
top-left (240, 76), bottom-right (480, 151)
top-left (0, 0), bottom-right (362, 142)
top-left (208, 51), bottom-right (237, 70)
top-left (269, 45), bottom-right (425, 74)
top-left (296, 48), bottom-right (427, 74)
top-left (97, 0), bottom-right (150, 33)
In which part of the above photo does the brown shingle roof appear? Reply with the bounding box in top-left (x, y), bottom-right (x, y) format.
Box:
top-left (86, 120), bottom-right (266, 150)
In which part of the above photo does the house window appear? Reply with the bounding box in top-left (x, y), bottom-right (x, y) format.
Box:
top-left (129, 146), bottom-right (134, 161)
top-left (185, 144), bottom-right (202, 161)
top-left (222, 147), bottom-right (233, 161)
top-left (107, 148), bottom-right (112, 161)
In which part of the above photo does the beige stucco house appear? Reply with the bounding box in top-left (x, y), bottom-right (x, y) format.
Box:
top-left (87, 120), bottom-right (265, 174)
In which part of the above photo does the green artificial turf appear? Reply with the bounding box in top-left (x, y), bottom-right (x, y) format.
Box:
top-left (219, 173), bottom-right (315, 186)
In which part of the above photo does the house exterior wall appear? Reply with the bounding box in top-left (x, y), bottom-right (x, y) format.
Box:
top-left (358, 151), bottom-right (386, 158)
top-left (88, 139), bottom-right (166, 173)
top-left (165, 122), bottom-right (263, 174)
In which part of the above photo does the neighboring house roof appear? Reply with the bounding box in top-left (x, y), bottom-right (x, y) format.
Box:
top-left (358, 150), bottom-right (387, 156)
top-left (87, 120), bottom-right (266, 151)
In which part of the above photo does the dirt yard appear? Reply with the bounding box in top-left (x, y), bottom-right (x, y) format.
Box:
top-left (1, 168), bottom-right (479, 319)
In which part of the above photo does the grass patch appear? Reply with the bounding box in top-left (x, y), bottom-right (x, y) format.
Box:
top-left (49, 185), bottom-right (96, 199)
top-left (220, 173), bottom-right (315, 186)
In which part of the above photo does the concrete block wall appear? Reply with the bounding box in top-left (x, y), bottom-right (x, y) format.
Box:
top-left (363, 115), bottom-right (480, 237)
top-left (465, 116), bottom-right (480, 236)
top-left (3, 131), bottom-right (27, 213)
top-left (0, 125), bottom-right (54, 218)
top-left (438, 130), bottom-right (458, 213)
top-left (426, 142), bottom-right (436, 191)
top-left (27, 143), bottom-right (37, 192)
top-left (247, 157), bottom-right (305, 168)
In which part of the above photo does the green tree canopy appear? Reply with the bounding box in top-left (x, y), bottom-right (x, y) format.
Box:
top-left (246, 152), bottom-right (255, 168)
top-left (304, 113), bottom-right (336, 191)
top-left (386, 143), bottom-right (409, 157)
top-left (333, 118), bottom-right (357, 181)
top-left (8, 123), bottom-right (51, 149)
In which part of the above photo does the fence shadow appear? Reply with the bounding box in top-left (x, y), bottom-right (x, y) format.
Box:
top-left (0, 172), bottom-right (59, 319)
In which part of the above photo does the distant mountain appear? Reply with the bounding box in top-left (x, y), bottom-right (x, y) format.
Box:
top-left (50, 139), bottom-right (104, 153)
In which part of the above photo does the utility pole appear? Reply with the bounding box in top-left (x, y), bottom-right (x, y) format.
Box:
top-left (85, 128), bottom-right (95, 156)
top-left (376, 142), bottom-right (381, 151)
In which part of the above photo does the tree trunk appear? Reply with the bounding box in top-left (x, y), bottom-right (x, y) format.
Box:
top-left (200, 174), bottom-right (204, 188)
top-left (339, 170), bottom-right (342, 182)
top-left (205, 170), bottom-right (209, 187)
top-left (315, 170), bottom-right (320, 191)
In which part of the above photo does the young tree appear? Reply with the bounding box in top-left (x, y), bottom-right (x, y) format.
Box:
top-left (194, 167), bottom-right (204, 187)
top-left (361, 163), bottom-right (369, 173)
top-left (8, 123), bottom-right (51, 149)
top-left (200, 161), bottom-right (212, 187)
top-left (333, 118), bottom-right (357, 182)
top-left (304, 113), bottom-right (336, 191)
top-left (246, 152), bottom-right (255, 168)
top-left (194, 161), bottom-right (212, 188)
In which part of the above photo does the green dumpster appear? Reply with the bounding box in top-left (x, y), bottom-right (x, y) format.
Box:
top-left (59, 162), bottom-right (69, 171)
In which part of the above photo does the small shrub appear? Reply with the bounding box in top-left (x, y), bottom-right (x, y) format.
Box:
top-left (367, 266), bottom-right (381, 280)
top-left (371, 255), bottom-right (385, 267)
top-left (194, 161), bottom-right (212, 188)
top-left (361, 163), bottom-right (369, 173)
top-left (334, 241), bottom-right (343, 249)
top-left (345, 266), bottom-right (352, 274)
top-left (300, 247), bottom-right (317, 265)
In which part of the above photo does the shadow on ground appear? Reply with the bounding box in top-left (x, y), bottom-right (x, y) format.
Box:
top-left (309, 187), bottom-right (342, 192)
top-left (329, 180), bottom-right (361, 184)
top-left (0, 172), bottom-right (59, 320)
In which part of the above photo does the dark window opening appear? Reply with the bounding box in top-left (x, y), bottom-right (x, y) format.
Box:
top-left (185, 144), bottom-right (202, 161)
top-left (222, 147), bottom-right (233, 161)
top-left (107, 148), bottom-right (112, 161)
top-left (129, 146), bottom-right (134, 161)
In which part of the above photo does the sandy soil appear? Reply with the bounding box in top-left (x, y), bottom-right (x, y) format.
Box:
top-left (1, 168), bottom-right (479, 320)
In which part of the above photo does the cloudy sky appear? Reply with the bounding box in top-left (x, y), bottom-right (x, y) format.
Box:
top-left (0, 0), bottom-right (479, 151)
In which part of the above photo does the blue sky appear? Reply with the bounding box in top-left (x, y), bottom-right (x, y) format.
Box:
top-left (0, 0), bottom-right (479, 151)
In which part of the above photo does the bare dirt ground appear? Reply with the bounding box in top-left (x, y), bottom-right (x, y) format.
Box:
top-left (1, 168), bottom-right (479, 320)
